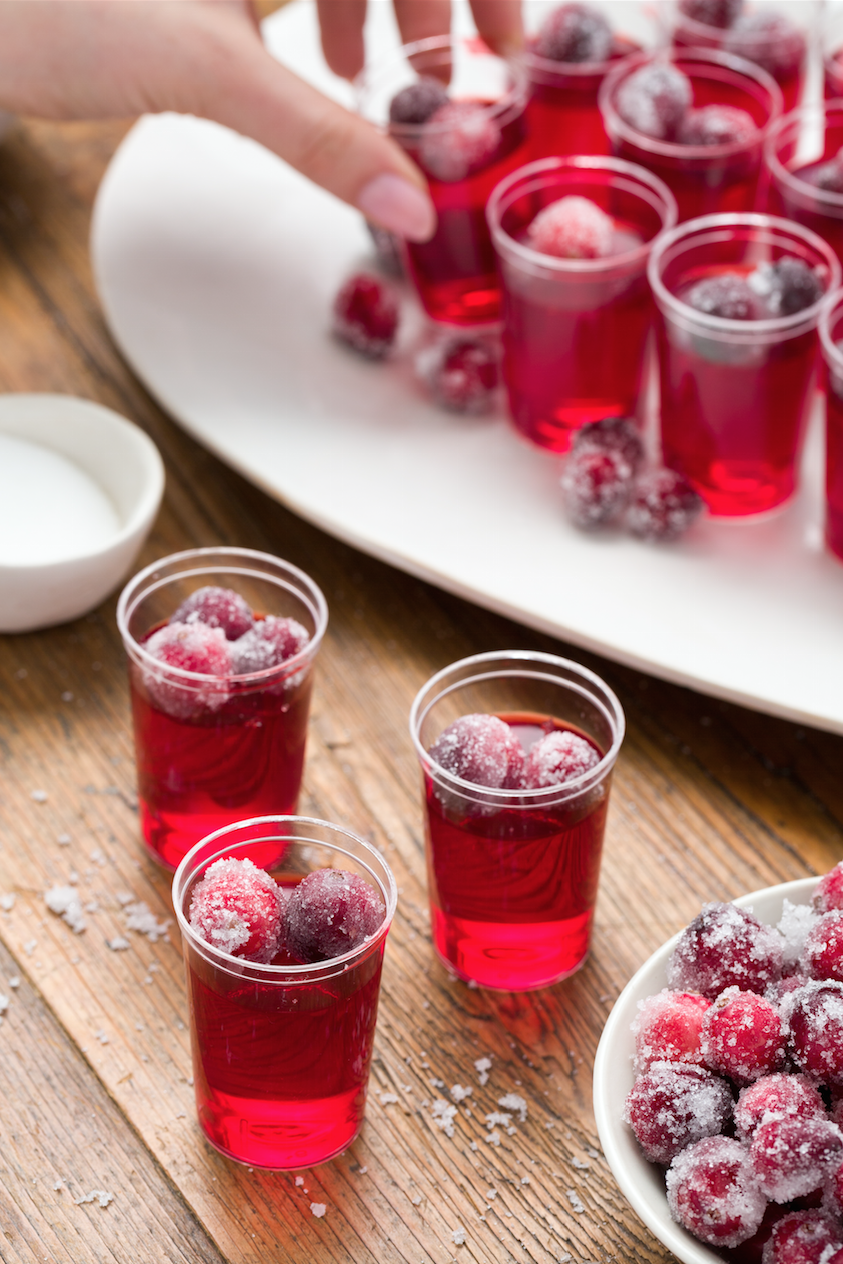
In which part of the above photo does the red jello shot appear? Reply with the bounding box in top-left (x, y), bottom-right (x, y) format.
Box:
top-left (356, 35), bottom-right (529, 327)
top-left (409, 651), bottom-right (624, 991)
top-left (599, 47), bottom-right (782, 222)
top-left (819, 289), bottom-right (843, 564)
top-left (486, 156), bottom-right (676, 452)
top-left (117, 548), bottom-right (328, 870)
top-left (648, 214), bottom-right (840, 516)
top-left (669, 3), bottom-right (807, 113)
top-left (173, 816), bottom-right (397, 1170)
top-left (519, 2), bottom-right (648, 161)
top-left (765, 105), bottom-right (843, 269)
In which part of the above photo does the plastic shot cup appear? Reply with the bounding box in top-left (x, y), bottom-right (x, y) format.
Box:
top-left (409, 651), bottom-right (624, 993)
top-left (764, 104), bottom-right (843, 265)
top-left (668, 1), bottom-right (807, 112)
top-left (648, 214), bottom-right (840, 517)
top-left (599, 47), bottom-right (782, 223)
top-left (819, 289), bottom-right (843, 564)
top-left (356, 34), bottom-right (529, 327)
top-left (174, 816), bottom-right (397, 1169)
top-left (487, 155), bottom-right (676, 452)
top-left (117, 547), bottom-right (327, 871)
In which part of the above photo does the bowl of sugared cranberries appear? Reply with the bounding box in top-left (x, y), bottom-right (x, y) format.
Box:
top-left (592, 872), bottom-right (843, 1264)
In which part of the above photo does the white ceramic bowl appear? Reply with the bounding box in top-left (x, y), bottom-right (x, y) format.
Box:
top-left (0, 394), bottom-right (164, 633)
top-left (593, 876), bottom-right (818, 1264)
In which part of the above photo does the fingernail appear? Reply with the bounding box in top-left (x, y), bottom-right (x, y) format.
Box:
top-left (356, 173), bottom-right (436, 243)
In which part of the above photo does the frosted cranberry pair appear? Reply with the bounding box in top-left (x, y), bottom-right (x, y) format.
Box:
top-left (428, 713), bottom-right (599, 791)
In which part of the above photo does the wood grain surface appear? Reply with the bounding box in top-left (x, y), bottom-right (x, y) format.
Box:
top-left (1, 95), bottom-right (842, 1264)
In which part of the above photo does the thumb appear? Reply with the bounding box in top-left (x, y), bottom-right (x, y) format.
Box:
top-left (206, 42), bottom-right (436, 242)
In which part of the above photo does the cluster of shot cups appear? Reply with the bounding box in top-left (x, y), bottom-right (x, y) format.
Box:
top-left (327, 1), bottom-right (843, 550)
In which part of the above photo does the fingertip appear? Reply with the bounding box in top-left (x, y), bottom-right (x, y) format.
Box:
top-left (356, 172), bottom-right (436, 242)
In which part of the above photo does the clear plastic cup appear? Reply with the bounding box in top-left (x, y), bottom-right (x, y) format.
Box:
top-left (599, 47), bottom-right (782, 223)
top-left (117, 547), bottom-right (328, 870)
top-left (174, 816), bottom-right (397, 1169)
top-left (409, 651), bottom-right (624, 992)
top-left (819, 288), bottom-right (843, 563)
top-left (487, 155), bottom-right (676, 452)
top-left (355, 34), bottom-right (529, 326)
top-left (668, 1), bottom-right (808, 112)
top-left (648, 213), bottom-right (840, 517)
top-left (764, 104), bottom-right (843, 265)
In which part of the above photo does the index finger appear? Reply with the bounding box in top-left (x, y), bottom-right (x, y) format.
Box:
top-left (469, 0), bottom-right (523, 55)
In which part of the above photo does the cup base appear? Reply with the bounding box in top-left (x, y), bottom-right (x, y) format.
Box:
top-left (197, 1088), bottom-right (363, 1171)
top-left (431, 906), bottom-right (591, 992)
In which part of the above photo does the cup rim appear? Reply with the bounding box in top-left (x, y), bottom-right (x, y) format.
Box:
top-left (116, 546), bottom-right (328, 686)
top-left (354, 32), bottom-right (527, 137)
top-left (819, 287), bottom-right (843, 375)
top-left (646, 212), bottom-right (842, 339)
top-left (486, 154), bottom-right (678, 275)
top-left (173, 815), bottom-right (399, 979)
top-left (408, 650), bottom-right (625, 802)
top-left (764, 102), bottom-right (843, 212)
top-left (518, 32), bottom-right (639, 81)
top-left (598, 46), bottom-right (783, 161)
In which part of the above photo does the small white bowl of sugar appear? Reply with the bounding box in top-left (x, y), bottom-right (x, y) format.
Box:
top-left (0, 393), bottom-right (164, 632)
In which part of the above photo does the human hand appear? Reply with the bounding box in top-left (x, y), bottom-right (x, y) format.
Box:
top-left (0, 0), bottom-right (436, 241)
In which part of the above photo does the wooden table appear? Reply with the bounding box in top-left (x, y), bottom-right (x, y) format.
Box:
top-left (2, 104), bottom-right (843, 1264)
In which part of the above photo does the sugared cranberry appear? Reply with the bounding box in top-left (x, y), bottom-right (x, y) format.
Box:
top-left (230, 616), bottom-right (309, 675)
top-left (701, 987), bottom-right (786, 1084)
top-left (333, 273), bottom-right (399, 359)
top-left (632, 990), bottom-right (711, 1074)
top-left (389, 77), bottom-right (449, 126)
top-left (667, 902), bottom-right (784, 1000)
top-left (561, 446), bottom-right (634, 530)
top-left (751, 1117), bottom-right (843, 1203)
top-left (616, 63), bottom-right (693, 141)
top-left (143, 621), bottom-right (231, 719)
top-left (802, 912), bottom-right (843, 983)
top-left (678, 105), bottom-right (757, 147)
top-left (768, 974), bottom-right (810, 1004)
top-left (685, 275), bottom-right (757, 320)
top-left (522, 729), bottom-right (600, 789)
top-left (626, 469), bottom-right (704, 542)
top-left (285, 868), bottom-right (385, 963)
top-left (428, 714), bottom-right (524, 790)
top-left (419, 101), bottom-right (501, 183)
top-left (572, 417), bottom-right (645, 471)
top-left (735, 1073), bottom-right (827, 1142)
top-left (527, 195), bottom-right (614, 260)
top-left (824, 1156), bottom-right (843, 1220)
top-left (763, 1211), bottom-right (843, 1264)
top-left (624, 1061), bottom-right (733, 1164)
top-left (725, 14), bottom-right (806, 79)
top-left (678, 0), bottom-right (743, 30)
top-left (786, 982), bottom-right (843, 1086)
top-left (170, 585), bottom-right (254, 640)
top-left (750, 259), bottom-right (824, 318)
top-left (666, 1136), bottom-right (767, 1248)
top-left (189, 856), bottom-right (284, 963)
top-left (814, 865), bottom-right (843, 916)
top-left (807, 153), bottom-right (843, 195)
top-left (416, 336), bottom-right (499, 414)
top-left (534, 3), bottom-right (613, 63)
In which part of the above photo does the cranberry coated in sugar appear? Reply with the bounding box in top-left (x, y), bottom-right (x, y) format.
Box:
top-left (189, 856), bottom-right (284, 964)
top-left (527, 195), bottom-right (614, 260)
top-left (285, 869), bottom-right (385, 963)
top-left (666, 1135), bottom-right (767, 1248)
top-left (428, 714), bottom-right (525, 790)
top-left (333, 273), bottom-right (399, 359)
top-left (751, 1116), bottom-right (843, 1203)
top-left (734, 1072), bottom-right (827, 1142)
top-left (762, 1210), bottom-right (843, 1264)
top-left (667, 901), bottom-right (784, 999)
top-left (624, 1060), bottom-right (733, 1164)
top-left (389, 77), bottom-right (449, 126)
top-left (786, 981), bottom-right (843, 1086)
top-left (170, 585), bottom-right (254, 640)
top-left (632, 989), bottom-right (711, 1073)
top-left (616, 63), bottom-right (693, 141)
top-left (700, 986), bottom-right (786, 1084)
top-left (534, 3), bottom-right (613, 63)
top-left (418, 101), bottom-right (501, 183)
top-left (522, 729), bottom-right (600, 789)
top-left (813, 864), bottom-right (843, 915)
top-left (572, 417), bottom-right (645, 471)
top-left (561, 446), bottom-right (634, 530)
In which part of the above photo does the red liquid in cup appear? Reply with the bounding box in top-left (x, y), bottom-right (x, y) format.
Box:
top-left (502, 221), bottom-right (651, 450)
top-left (130, 655), bottom-right (312, 872)
top-left (399, 106), bottom-right (529, 325)
top-left (771, 157), bottom-right (843, 265)
top-left (825, 346), bottom-right (843, 562)
top-left (187, 893), bottom-right (384, 1169)
top-left (658, 268), bottom-right (820, 516)
top-left (825, 52), bottom-right (843, 103)
top-left (424, 714), bottom-right (608, 991)
top-left (525, 39), bottom-right (639, 161)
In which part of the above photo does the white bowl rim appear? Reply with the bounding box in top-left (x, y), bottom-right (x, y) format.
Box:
top-left (593, 875), bottom-right (819, 1264)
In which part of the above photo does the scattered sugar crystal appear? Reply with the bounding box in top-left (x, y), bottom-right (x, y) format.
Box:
top-left (412, 1195), bottom-right (422, 1205)
top-left (521, 1176), bottom-right (530, 1186)
top-left (572, 1158), bottom-right (590, 1169)
top-left (52, 1180), bottom-right (62, 1190)
top-left (474, 1056), bottom-right (492, 1086)
top-left (498, 1093), bottom-right (527, 1122)
top-left (68, 872), bottom-right (79, 885)
top-left (57, 834), bottom-right (71, 845)
top-left (8, 977), bottom-right (19, 989)
top-left (0, 996), bottom-right (8, 1014)
top-left (558, 1255), bottom-right (572, 1263)
top-left (422, 999), bottom-right (430, 1009)
top-left (451, 1084), bottom-right (472, 1102)
top-left (0, 894), bottom-right (14, 912)
top-left (586, 1147), bottom-right (600, 1158)
top-left (545, 1121), bottom-right (556, 1130)
top-left (358, 1166), bottom-right (367, 1175)
top-left (451, 1228), bottom-right (466, 1245)
top-left (310, 1203), bottom-right (326, 1218)
top-left (116, 893), bottom-right (134, 907)
top-left (778, 899), bottom-right (817, 972)
top-left (44, 886), bottom-right (86, 934)
top-left (432, 1099), bottom-right (458, 1137)
top-left (94, 1030), bottom-right (109, 1044)
top-left (90, 848), bottom-right (106, 866)
top-left (107, 936), bottom-right (130, 951)
top-left (429, 1077), bottom-right (445, 1088)
top-left (506, 1127), bottom-right (517, 1136)
top-left (485, 1112), bottom-right (512, 1128)
top-left (30, 790), bottom-right (47, 803)
top-left (74, 1190), bottom-right (113, 1208)
top-left (470, 1141), bottom-right (479, 1151)
top-left (84, 901), bottom-right (99, 914)
top-left (380, 1092), bottom-right (399, 1105)
top-left (295, 1176), bottom-right (304, 1186)
top-left (566, 1190), bottom-right (585, 1213)
top-left (124, 901), bottom-right (169, 942)
top-left (485, 1131), bottom-right (501, 1146)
